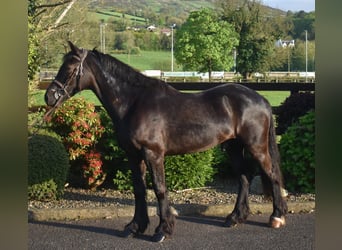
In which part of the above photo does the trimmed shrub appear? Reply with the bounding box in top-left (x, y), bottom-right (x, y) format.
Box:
top-left (28, 134), bottom-right (70, 200)
top-left (275, 92), bottom-right (315, 134)
top-left (113, 169), bottom-right (133, 191)
top-left (28, 179), bottom-right (58, 201)
top-left (279, 111), bottom-right (315, 193)
top-left (164, 149), bottom-right (217, 190)
top-left (113, 149), bottom-right (217, 191)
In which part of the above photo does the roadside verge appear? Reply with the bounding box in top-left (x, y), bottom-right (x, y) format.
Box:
top-left (28, 201), bottom-right (315, 221)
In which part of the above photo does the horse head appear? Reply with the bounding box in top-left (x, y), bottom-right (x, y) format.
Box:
top-left (44, 41), bottom-right (92, 109)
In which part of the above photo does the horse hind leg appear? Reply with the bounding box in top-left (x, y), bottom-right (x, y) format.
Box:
top-left (249, 145), bottom-right (287, 228)
top-left (223, 139), bottom-right (254, 227)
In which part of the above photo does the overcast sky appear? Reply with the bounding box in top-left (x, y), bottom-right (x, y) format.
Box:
top-left (262, 0), bottom-right (315, 12)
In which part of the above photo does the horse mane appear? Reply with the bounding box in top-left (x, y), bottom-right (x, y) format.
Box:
top-left (90, 49), bottom-right (165, 89)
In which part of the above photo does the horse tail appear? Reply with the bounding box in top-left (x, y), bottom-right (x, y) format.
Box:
top-left (260, 115), bottom-right (284, 197)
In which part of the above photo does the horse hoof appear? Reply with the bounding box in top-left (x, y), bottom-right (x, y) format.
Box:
top-left (152, 232), bottom-right (166, 243)
top-left (269, 216), bottom-right (286, 228)
top-left (121, 227), bottom-right (135, 238)
top-left (223, 219), bottom-right (238, 228)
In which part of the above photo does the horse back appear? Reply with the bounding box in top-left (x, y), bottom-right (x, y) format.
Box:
top-left (123, 83), bottom-right (272, 155)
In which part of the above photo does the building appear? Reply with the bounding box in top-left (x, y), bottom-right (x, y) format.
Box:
top-left (275, 39), bottom-right (295, 48)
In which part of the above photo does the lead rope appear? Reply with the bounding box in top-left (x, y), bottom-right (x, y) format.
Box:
top-left (28, 107), bottom-right (50, 138)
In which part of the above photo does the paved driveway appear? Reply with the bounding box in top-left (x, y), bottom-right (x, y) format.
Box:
top-left (29, 213), bottom-right (314, 249)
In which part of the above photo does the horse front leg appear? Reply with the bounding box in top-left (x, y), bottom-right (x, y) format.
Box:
top-left (223, 140), bottom-right (252, 227)
top-left (224, 173), bottom-right (252, 227)
top-left (144, 149), bottom-right (175, 242)
top-left (123, 159), bottom-right (149, 237)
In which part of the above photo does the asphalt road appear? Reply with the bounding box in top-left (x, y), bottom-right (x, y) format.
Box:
top-left (29, 213), bottom-right (314, 249)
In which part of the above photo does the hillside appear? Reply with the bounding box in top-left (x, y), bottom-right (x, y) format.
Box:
top-left (88, 0), bottom-right (286, 26)
top-left (89, 0), bottom-right (215, 14)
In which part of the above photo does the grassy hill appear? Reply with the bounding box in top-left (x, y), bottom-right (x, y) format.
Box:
top-left (87, 0), bottom-right (286, 28)
top-left (89, 0), bottom-right (215, 14)
top-left (87, 0), bottom-right (216, 27)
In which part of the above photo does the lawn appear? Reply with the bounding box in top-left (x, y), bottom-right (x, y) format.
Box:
top-left (112, 51), bottom-right (181, 71)
top-left (31, 89), bottom-right (289, 107)
top-left (257, 91), bottom-right (289, 107)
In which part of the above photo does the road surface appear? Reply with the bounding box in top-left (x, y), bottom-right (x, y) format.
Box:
top-left (29, 213), bottom-right (314, 249)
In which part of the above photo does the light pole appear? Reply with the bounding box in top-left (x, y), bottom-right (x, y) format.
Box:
top-left (233, 48), bottom-right (237, 73)
top-left (171, 24), bottom-right (176, 71)
top-left (285, 40), bottom-right (295, 73)
top-left (100, 21), bottom-right (106, 53)
top-left (305, 30), bottom-right (308, 82)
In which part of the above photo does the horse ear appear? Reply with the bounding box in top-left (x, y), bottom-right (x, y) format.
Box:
top-left (68, 41), bottom-right (81, 55)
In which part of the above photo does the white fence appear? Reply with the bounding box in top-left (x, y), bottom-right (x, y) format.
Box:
top-left (40, 69), bottom-right (315, 82)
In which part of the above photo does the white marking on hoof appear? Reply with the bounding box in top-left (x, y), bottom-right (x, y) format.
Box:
top-left (170, 206), bottom-right (179, 216)
top-left (281, 188), bottom-right (288, 197)
top-left (270, 216), bottom-right (286, 228)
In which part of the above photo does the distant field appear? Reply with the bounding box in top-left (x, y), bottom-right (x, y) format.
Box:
top-left (86, 2), bottom-right (214, 23)
top-left (87, 9), bottom-right (146, 23)
top-left (112, 51), bottom-right (181, 71)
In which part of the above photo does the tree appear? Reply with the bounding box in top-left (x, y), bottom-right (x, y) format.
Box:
top-left (217, 0), bottom-right (276, 79)
top-left (291, 40), bottom-right (315, 72)
top-left (28, 0), bottom-right (81, 80)
top-left (174, 8), bottom-right (238, 81)
top-left (28, 15), bottom-right (40, 86)
top-left (289, 11), bottom-right (315, 40)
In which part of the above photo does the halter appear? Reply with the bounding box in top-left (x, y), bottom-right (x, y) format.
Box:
top-left (43, 49), bottom-right (88, 121)
top-left (52, 49), bottom-right (88, 99)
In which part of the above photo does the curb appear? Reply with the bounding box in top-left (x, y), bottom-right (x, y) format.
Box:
top-left (28, 201), bottom-right (315, 221)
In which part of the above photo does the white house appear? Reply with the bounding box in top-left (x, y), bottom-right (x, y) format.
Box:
top-left (147, 25), bottom-right (156, 32)
top-left (275, 39), bottom-right (295, 48)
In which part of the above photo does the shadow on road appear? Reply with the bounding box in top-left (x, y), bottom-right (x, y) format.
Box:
top-left (178, 215), bottom-right (269, 228)
top-left (29, 219), bottom-right (159, 242)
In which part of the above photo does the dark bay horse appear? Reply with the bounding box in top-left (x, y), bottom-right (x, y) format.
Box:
top-left (44, 42), bottom-right (287, 242)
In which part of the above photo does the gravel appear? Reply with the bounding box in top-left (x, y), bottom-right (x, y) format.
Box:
top-left (28, 178), bottom-right (315, 210)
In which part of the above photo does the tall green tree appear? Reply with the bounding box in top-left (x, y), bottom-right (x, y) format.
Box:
top-left (291, 40), bottom-right (315, 72)
top-left (28, 0), bottom-right (42, 86)
top-left (174, 8), bottom-right (238, 81)
top-left (217, 0), bottom-right (275, 79)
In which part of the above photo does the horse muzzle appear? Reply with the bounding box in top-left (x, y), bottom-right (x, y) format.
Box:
top-left (44, 88), bottom-right (60, 107)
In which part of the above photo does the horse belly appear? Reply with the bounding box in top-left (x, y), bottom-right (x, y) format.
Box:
top-left (165, 123), bottom-right (232, 155)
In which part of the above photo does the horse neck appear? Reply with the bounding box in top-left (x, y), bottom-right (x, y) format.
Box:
top-left (89, 58), bottom-right (141, 123)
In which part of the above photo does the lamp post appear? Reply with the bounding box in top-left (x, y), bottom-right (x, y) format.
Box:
top-left (171, 24), bottom-right (176, 72)
top-left (233, 47), bottom-right (237, 73)
top-left (100, 21), bottom-right (106, 53)
top-left (305, 30), bottom-right (308, 82)
top-left (285, 40), bottom-right (295, 73)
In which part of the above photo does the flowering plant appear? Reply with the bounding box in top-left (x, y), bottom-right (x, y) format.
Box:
top-left (51, 98), bottom-right (104, 160)
top-left (50, 97), bottom-right (105, 188)
top-left (82, 150), bottom-right (106, 189)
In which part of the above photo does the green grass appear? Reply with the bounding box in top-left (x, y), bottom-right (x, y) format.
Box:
top-left (87, 9), bottom-right (146, 23)
top-left (257, 91), bottom-right (289, 107)
top-left (30, 90), bottom-right (101, 107)
top-left (31, 89), bottom-right (288, 108)
top-left (112, 51), bottom-right (182, 71)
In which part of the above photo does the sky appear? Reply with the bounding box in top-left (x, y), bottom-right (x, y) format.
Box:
top-left (263, 0), bottom-right (315, 12)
